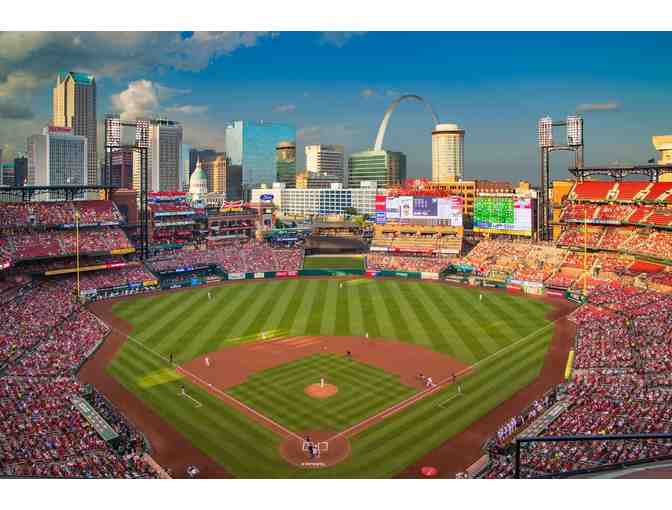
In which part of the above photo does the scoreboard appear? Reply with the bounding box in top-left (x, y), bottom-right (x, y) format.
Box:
top-left (474, 196), bottom-right (534, 236)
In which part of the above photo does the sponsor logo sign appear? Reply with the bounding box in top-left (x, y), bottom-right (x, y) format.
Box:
top-left (254, 272), bottom-right (265, 279)
top-left (260, 194), bottom-right (274, 201)
top-left (228, 272), bottom-right (245, 280)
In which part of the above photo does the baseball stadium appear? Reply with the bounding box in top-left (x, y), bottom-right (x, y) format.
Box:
top-left (3, 158), bottom-right (672, 480)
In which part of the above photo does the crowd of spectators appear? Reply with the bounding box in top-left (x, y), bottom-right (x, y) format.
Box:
top-left (3, 226), bottom-right (132, 263)
top-left (146, 240), bottom-right (303, 274)
top-left (75, 265), bottom-right (156, 292)
top-left (480, 284), bottom-right (672, 478)
top-left (0, 276), bottom-right (158, 478)
top-left (366, 253), bottom-right (455, 273)
top-left (0, 201), bottom-right (122, 228)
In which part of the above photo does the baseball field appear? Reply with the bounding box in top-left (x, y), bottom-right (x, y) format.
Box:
top-left (103, 278), bottom-right (558, 477)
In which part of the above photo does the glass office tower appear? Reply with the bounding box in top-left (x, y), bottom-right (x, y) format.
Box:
top-left (225, 120), bottom-right (295, 188)
top-left (347, 149), bottom-right (406, 188)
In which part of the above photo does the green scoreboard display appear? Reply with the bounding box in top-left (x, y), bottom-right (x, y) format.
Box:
top-left (474, 196), bottom-right (533, 236)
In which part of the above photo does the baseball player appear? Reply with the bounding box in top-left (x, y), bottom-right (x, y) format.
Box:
top-left (208, 291), bottom-right (212, 301)
top-left (205, 357), bottom-right (210, 367)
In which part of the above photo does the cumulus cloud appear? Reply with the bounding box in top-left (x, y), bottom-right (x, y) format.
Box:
top-left (360, 88), bottom-right (376, 98)
top-left (576, 101), bottom-right (621, 113)
top-left (273, 103), bottom-right (296, 113)
top-left (111, 80), bottom-right (161, 120)
top-left (165, 104), bottom-right (208, 115)
top-left (319, 32), bottom-right (366, 48)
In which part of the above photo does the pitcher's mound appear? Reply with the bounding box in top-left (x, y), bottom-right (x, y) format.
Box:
top-left (305, 383), bottom-right (338, 399)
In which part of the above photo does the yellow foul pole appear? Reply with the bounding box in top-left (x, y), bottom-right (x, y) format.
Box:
top-left (75, 210), bottom-right (80, 300)
top-left (583, 209), bottom-right (588, 296)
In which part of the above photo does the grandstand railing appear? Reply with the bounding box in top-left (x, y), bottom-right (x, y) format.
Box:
top-left (514, 432), bottom-right (672, 478)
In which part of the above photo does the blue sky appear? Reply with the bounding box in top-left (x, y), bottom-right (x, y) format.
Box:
top-left (1, 31), bottom-right (671, 184)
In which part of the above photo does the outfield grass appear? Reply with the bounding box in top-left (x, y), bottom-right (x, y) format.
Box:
top-left (228, 354), bottom-right (416, 431)
top-left (302, 255), bottom-right (365, 270)
top-left (107, 279), bottom-right (555, 477)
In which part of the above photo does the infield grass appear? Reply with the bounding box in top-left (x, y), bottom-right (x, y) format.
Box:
top-left (107, 278), bottom-right (556, 477)
top-left (227, 354), bottom-right (416, 431)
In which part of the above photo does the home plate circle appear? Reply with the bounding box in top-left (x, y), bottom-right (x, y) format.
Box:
top-left (421, 466), bottom-right (439, 477)
top-left (279, 430), bottom-right (351, 468)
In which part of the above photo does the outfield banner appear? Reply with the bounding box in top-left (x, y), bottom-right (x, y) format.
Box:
top-left (276, 271), bottom-right (288, 277)
top-left (143, 280), bottom-right (159, 287)
top-left (444, 275), bottom-right (468, 284)
top-left (365, 270), bottom-right (378, 277)
top-left (299, 269), bottom-right (365, 277)
top-left (287, 271), bottom-right (298, 277)
top-left (227, 272), bottom-right (245, 280)
top-left (524, 285), bottom-right (543, 295)
top-left (254, 272), bottom-right (265, 279)
top-left (507, 284), bottom-right (522, 292)
top-left (421, 272), bottom-right (440, 280)
top-left (545, 289), bottom-right (564, 298)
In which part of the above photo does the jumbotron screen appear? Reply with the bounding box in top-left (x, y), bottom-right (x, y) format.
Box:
top-left (375, 195), bottom-right (463, 226)
top-left (473, 196), bottom-right (533, 236)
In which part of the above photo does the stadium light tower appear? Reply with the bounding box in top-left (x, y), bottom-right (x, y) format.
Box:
top-left (537, 115), bottom-right (585, 241)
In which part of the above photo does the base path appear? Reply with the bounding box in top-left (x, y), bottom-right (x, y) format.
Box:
top-left (80, 300), bottom-right (232, 479)
top-left (181, 335), bottom-right (469, 392)
top-left (396, 296), bottom-right (577, 478)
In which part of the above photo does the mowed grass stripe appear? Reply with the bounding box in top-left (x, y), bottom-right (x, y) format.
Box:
top-left (305, 280), bottom-right (329, 334)
top-left (396, 281), bottom-right (457, 355)
top-left (357, 284), bottom-right (382, 339)
top-left (320, 281), bottom-right (339, 335)
top-left (108, 278), bottom-right (559, 478)
top-left (376, 281), bottom-right (412, 342)
top-left (345, 330), bottom-right (552, 470)
top-left (239, 281), bottom-right (293, 339)
top-left (412, 282), bottom-right (469, 359)
top-left (367, 281), bottom-right (399, 340)
top-left (291, 280), bottom-right (321, 334)
top-left (335, 281), bottom-right (351, 336)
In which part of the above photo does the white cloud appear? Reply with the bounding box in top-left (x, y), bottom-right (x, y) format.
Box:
top-left (165, 104), bottom-right (208, 115)
top-left (319, 32), bottom-right (366, 48)
top-left (111, 80), bottom-right (161, 120)
top-left (576, 101), bottom-right (621, 113)
top-left (360, 88), bottom-right (376, 98)
top-left (273, 104), bottom-right (297, 113)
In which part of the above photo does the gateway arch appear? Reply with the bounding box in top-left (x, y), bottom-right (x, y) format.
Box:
top-left (373, 95), bottom-right (440, 151)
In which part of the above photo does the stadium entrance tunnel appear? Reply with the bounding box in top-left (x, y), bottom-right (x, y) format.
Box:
top-left (279, 430), bottom-right (351, 468)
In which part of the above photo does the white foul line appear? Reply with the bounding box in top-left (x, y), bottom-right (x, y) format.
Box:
top-left (104, 323), bottom-right (304, 442)
top-left (180, 392), bottom-right (203, 408)
top-left (328, 320), bottom-right (558, 441)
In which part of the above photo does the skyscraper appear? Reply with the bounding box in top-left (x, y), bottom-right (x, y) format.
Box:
top-left (347, 149), bottom-right (406, 188)
top-left (130, 119), bottom-right (182, 192)
top-left (181, 144), bottom-right (192, 191)
top-left (53, 71), bottom-right (97, 186)
top-left (305, 144), bottom-right (345, 186)
top-left (28, 126), bottom-right (88, 187)
top-left (103, 114), bottom-right (133, 188)
top-left (276, 141), bottom-right (297, 188)
top-left (224, 120), bottom-right (295, 188)
top-left (432, 123), bottom-right (465, 182)
top-left (14, 156), bottom-right (28, 187)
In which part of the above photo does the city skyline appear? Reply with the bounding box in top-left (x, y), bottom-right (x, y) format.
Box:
top-left (1, 31), bottom-right (671, 185)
